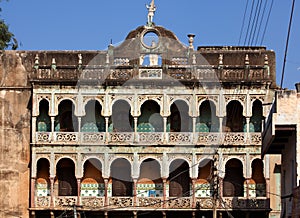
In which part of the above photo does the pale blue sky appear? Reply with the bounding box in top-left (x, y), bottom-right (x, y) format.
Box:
top-left (1, 0), bottom-right (299, 89)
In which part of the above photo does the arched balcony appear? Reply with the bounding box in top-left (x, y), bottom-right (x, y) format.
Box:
top-left (37, 100), bottom-right (51, 132)
top-left (55, 100), bottom-right (78, 132)
top-left (56, 158), bottom-right (77, 197)
top-left (138, 100), bottom-right (163, 133)
top-left (137, 158), bottom-right (163, 198)
top-left (81, 158), bottom-right (104, 197)
top-left (110, 158), bottom-right (133, 197)
top-left (223, 159), bottom-right (245, 197)
top-left (36, 158), bottom-right (50, 197)
top-left (168, 159), bottom-right (190, 197)
top-left (250, 159), bottom-right (266, 197)
top-left (250, 100), bottom-right (263, 132)
top-left (81, 100), bottom-right (105, 132)
top-left (196, 159), bottom-right (213, 198)
top-left (168, 100), bottom-right (191, 132)
top-left (224, 101), bottom-right (245, 132)
top-left (197, 100), bottom-right (219, 132)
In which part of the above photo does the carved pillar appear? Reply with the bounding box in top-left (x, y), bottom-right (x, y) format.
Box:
top-left (219, 178), bottom-right (223, 198)
top-left (191, 179), bottom-right (196, 208)
top-left (246, 117), bottom-right (250, 133)
top-left (163, 117), bottom-right (167, 144)
top-left (105, 117), bottom-right (109, 143)
top-left (31, 177), bottom-right (36, 208)
top-left (32, 117), bottom-right (37, 143)
top-left (50, 176), bottom-right (55, 207)
top-left (51, 116), bottom-right (55, 141)
top-left (134, 117), bottom-right (138, 143)
top-left (78, 117), bottom-right (81, 133)
top-left (77, 178), bottom-right (81, 205)
top-left (245, 178), bottom-right (250, 198)
top-left (162, 178), bottom-right (167, 209)
top-left (192, 117), bottom-right (197, 143)
top-left (219, 117), bottom-right (223, 133)
top-left (133, 179), bottom-right (138, 206)
top-left (104, 178), bottom-right (109, 206)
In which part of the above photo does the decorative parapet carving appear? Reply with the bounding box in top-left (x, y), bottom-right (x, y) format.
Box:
top-left (109, 197), bottom-right (133, 208)
top-left (109, 132), bottom-right (134, 143)
top-left (139, 69), bottom-right (162, 79)
top-left (36, 132), bottom-right (51, 143)
top-left (249, 133), bottom-right (262, 146)
top-left (109, 69), bottom-right (133, 80)
top-left (195, 198), bottom-right (214, 209)
top-left (81, 132), bottom-right (105, 144)
top-left (197, 133), bottom-right (221, 145)
top-left (167, 197), bottom-right (191, 209)
top-left (138, 197), bottom-right (163, 208)
top-left (138, 132), bottom-right (163, 144)
top-left (168, 132), bottom-right (193, 144)
top-left (81, 197), bottom-right (104, 208)
top-left (221, 197), bottom-right (270, 209)
top-left (223, 133), bottom-right (247, 145)
top-left (54, 197), bottom-right (77, 208)
top-left (55, 132), bottom-right (78, 143)
top-left (35, 196), bottom-right (50, 208)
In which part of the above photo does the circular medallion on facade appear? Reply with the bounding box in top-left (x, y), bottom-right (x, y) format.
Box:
top-left (141, 30), bottom-right (160, 49)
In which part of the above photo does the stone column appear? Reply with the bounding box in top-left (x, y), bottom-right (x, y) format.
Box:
top-left (133, 179), bottom-right (138, 206)
top-left (77, 178), bottom-right (81, 205)
top-left (105, 117), bottom-right (109, 143)
top-left (219, 178), bottom-right (223, 198)
top-left (219, 117), bottom-right (223, 133)
top-left (50, 176), bottom-right (55, 207)
top-left (78, 117), bottom-right (81, 133)
top-left (32, 117), bottom-right (37, 143)
top-left (134, 117), bottom-right (138, 143)
top-left (246, 117), bottom-right (250, 133)
top-left (31, 177), bottom-right (36, 208)
top-left (192, 117), bottom-right (197, 143)
top-left (104, 178), bottom-right (109, 206)
top-left (163, 117), bottom-right (168, 144)
top-left (51, 116), bottom-right (55, 141)
top-left (162, 178), bottom-right (167, 209)
top-left (191, 179), bottom-right (196, 208)
top-left (245, 178), bottom-right (250, 198)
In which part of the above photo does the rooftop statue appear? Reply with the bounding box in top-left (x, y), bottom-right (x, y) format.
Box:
top-left (146, 0), bottom-right (156, 25)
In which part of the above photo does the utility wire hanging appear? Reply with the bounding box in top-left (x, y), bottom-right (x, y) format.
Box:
top-left (280, 0), bottom-right (296, 89)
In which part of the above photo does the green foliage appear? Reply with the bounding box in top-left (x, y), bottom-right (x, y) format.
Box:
top-left (0, 1), bottom-right (17, 50)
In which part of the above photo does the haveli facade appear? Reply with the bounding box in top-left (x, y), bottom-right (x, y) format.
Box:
top-left (0, 2), bottom-right (283, 218)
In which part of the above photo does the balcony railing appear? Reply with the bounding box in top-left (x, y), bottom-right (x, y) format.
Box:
top-left (35, 132), bottom-right (262, 146)
top-left (30, 65), bottom-right (271, 84)
top-left (33, 196), bottom-right (270, 210)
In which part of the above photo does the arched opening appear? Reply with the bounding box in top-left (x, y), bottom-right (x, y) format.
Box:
top-left (169, 159), bottom-right (190, 197)
top-left (55, 100), bottom-right (78, 132)
top-left (36, 158), bottom-right (50, 196)
top-left (56, 158), bottom-right (77, 196)
top-left (81, 100), bottom-right (105, 132)
top-left (168, 100), bottom-right (191, 132)
top-left (197, 100), bottom-right (219, 132)
top-left (250, 100), bottom-right (263, 132)
top-left (223, 159), bottom-right (244, 197)
top-left (196, 159), bottom-right (213, 197)
top-left (37, 100), bottom-right (51, 132)
top-left (224, 101), bottom-right (245, 132)
top-left (138, 100), bottom-right (163, 132)
top-left (81, 159), bottom-right (104, 197)
top-left (251, 159), bottom-right (266, 197)
top-left (138, 158), bottom-right (162, 197)
top-left (109, 100), bottom-right (133, 132)
top-left (111, 158), bottom-right (133, 197)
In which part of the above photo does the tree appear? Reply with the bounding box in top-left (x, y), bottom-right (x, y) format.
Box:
top-left (0, 0), bottom-right (17, 50)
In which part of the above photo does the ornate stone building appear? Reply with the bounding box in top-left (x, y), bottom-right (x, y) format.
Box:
top-left (0, 2), bottom-right (281, 218)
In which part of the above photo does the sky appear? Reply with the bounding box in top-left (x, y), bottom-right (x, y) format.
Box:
top-left (1, 0), bottom-right (299, 89)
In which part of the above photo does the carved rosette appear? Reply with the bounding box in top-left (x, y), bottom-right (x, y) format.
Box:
top-left (167, 197), bottom-right (191, 209)
top-left (223, 133), bottom-right (246, 145)
top-left (82, 133), bottom-right (105, 143)
top-left (109, 133), bottom-right (134, 143)
top-left (82, 197), bottom-right (104, 208)
top-left (250, 133), bottom-right (262, 145)
top-left (35, 196), bottom-right (50, 207)
top-left (195, 198), bottom-right (214, 209)
top-left (168, 133), bottom-right (192, 144)
top-left (55, 133), bottom-right (78, 142)
top-left (139, 133), bottom-right (163, 144)
top-left (197, 133), bottom-right (221, 145)
top-left (109, 197), bottom-right (133, 208)
top-left (36, 132), bottom-right (51, 143)
top-left (54, 197), bottom-right (77, 208)
top-left (138, 197), bottom-right (163, 208)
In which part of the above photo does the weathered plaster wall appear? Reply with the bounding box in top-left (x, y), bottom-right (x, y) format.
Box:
top-left (0, 51), bottom-right (31, 218)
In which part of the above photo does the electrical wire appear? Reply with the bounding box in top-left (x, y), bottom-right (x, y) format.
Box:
top-left (254, 0), bottom-right (268, 45)
top-left (250, 0), bottom-right (263, 45)
top-left (244, 0), bottom-right (256, 45)
top-left (247, 0), bottom-right (260, 45)
top-left (260, 0), bottom-right (274, 45)
top-left (238, 0), bottom-right (250, 45)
